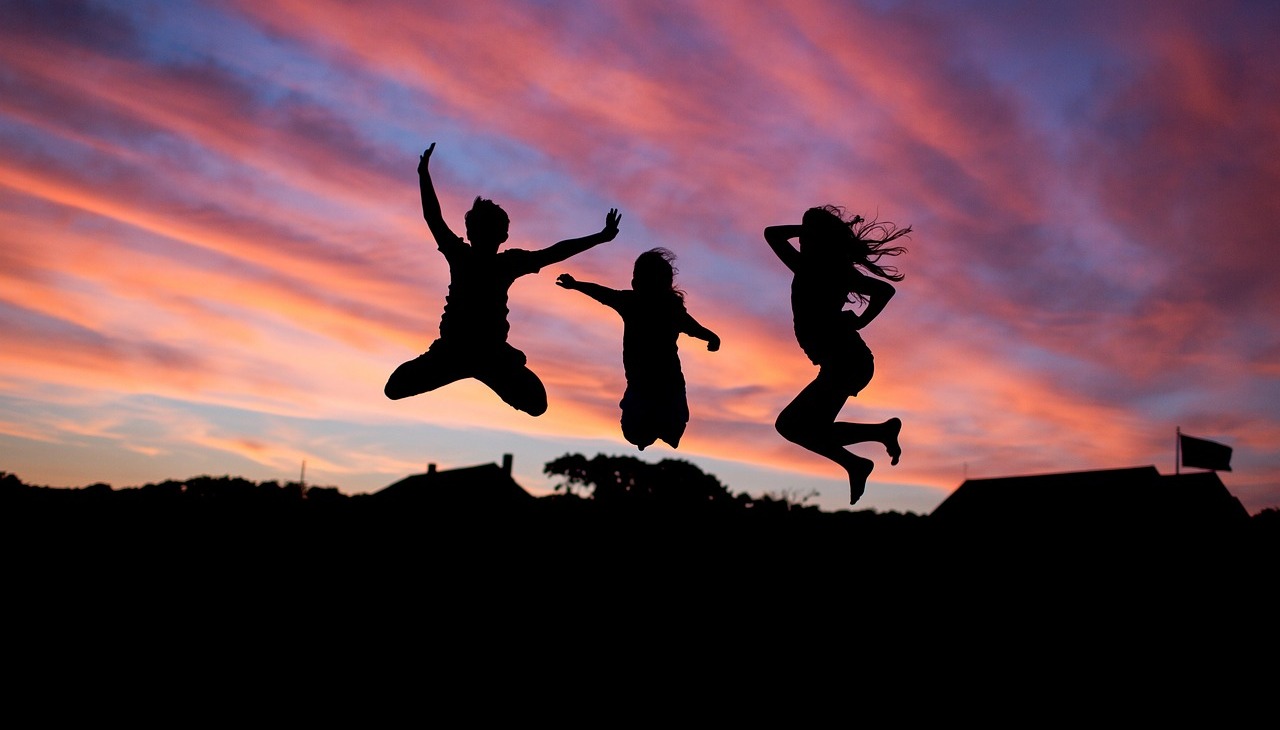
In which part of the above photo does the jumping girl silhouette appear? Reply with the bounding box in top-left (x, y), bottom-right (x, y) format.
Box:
top-left (556, 248), bottom-right (720, 450)
top-left (765, 205), bottom-right (909, 505)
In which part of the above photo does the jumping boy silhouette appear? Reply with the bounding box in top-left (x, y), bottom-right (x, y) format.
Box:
top-left (384, 143), bottom-right (621, 416)
top-left (766, 205), bottom-right (909, 504)
top-left (556, 247), bottom-right (719, 450)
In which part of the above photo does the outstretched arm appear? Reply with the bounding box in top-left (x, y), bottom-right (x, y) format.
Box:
top-left (418, 143), bottom-right (461, 248)
top-left (555, 274), bottom-right (624, 309)
top-left (531, 209), bottom-right (621, 268)
top-left (764, 224), bottom-right (803, 272)
top-left (681, 313), bottom-right (721, 352)
top-left (851, 274), bottom-right (896, 330)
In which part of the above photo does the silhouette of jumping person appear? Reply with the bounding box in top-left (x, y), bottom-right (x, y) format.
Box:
top-left (765, 205), bottom-right (909, 504)
top-left (384, 143), bottom-right (621, 415)
top-left (556, 248), bottom-right (720, 450)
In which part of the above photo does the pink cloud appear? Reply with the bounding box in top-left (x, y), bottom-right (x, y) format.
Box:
top-left (2, 1), bottom-right (1276, 514)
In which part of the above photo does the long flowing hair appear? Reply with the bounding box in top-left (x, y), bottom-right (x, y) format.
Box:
top-left (633, 247), bottom-right (685, 302)
top-left (804, 204), bottom-right (910, 302)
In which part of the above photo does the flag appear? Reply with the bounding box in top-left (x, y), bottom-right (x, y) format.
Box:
top-left (1180, 432), bottom-right (1233, 472)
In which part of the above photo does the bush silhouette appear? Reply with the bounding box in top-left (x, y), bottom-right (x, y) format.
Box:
top-left (543, 452), bottom-right (735, 509)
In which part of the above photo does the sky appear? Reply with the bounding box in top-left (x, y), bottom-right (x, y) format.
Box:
top-left (2, 0), bottom-right (1278, 517)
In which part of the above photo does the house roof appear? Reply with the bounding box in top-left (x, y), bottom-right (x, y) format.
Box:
top-left (930, 465), bottom-right (1248, 530)
top-left (374, 457), bottom-right (534, 508)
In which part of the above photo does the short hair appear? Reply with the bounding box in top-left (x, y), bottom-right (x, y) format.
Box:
top-left (465, 196), bottom-right (510, 232)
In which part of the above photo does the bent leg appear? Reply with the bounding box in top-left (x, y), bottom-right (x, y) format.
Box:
top-left (384, 345), bottom-right (469, 400)
top-left (657, 421), bottom-right (687, 449)
top-left (659, 391), bottom-right (690, 449)
top-left (620, 387), bottom-right (659, 450)
top-left (622, 384), bottom-right (687, 450)
top-left (622, 420), bottom-right (658, 451)
top-left (831, 417), bottom-right (902, 465)
top-left (774, 375), bottom-right (844, 447)
top-left (477, 363), bottom-right (548, 416)
top-left (775, 373), bottom-right (874, 504)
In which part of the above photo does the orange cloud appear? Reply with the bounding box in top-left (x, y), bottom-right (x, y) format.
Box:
top-left (2, 0), bottom-right (1276, 515)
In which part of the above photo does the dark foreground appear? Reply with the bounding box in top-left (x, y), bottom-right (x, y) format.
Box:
top-left (8, 489), bottom-right (1276, 605)
top-left (7, 471), bottom-right (1275, 716)
top-left (6, 481), bottom-right (1277, 689)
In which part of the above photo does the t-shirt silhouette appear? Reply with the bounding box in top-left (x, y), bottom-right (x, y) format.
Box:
top-left (436, 236), bottom-right (543, 346)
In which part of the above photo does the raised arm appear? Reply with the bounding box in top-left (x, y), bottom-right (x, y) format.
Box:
top-left (531, 209), bottom-right (622, 268)
top-left (850, 273), bottom-right (896, 330)
top-left (764, 224), bottom-right (803, 272)
top-left (417, 143), bottom-right (461, 248)
top-left (681, 312), bottom-right (721, 352)
top-left (555, 274), bottom-right (624, 309)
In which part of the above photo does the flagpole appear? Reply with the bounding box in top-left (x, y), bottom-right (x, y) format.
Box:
top-left (1176, 426), bottom-right (1181, 475)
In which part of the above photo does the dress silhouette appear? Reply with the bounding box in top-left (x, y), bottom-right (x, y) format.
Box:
top-left (556, 248), bottom-right (720, 450)
top-left (765, 205), bottom-right (909, 504)
top-left (384, 143), bottom-right (621, 416)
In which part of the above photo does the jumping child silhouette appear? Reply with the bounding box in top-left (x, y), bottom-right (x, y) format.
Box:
top-left (765, 205), bottom-right (909, 504)
top-left (384, 143), bottom-right (621, 416)
top-left (556, 248), bottom-right (720, 450)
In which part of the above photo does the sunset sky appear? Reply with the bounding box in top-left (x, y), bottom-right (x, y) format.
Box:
top-left (2, 0), bottom-right (1277, 516)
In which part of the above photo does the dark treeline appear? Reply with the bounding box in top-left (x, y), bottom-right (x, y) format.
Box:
top-left (5, 456), bottom-right (1277, 672)
top-left (0, 456), bottom-right (937, 569)
top-left (4, 456), bottom-right (1277, 573)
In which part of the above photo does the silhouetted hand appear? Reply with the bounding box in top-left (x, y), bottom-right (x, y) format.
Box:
top-left (602, 208), bottom-right (621, 240)
top-left (555, 273), bottom-right (577, 289)
top-left (418, 143), bottom-right (435, 175)
top-left (707, 335), bottom-right (721, 352)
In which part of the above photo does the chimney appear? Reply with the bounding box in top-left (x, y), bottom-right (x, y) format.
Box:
top-left (502, 453), bottom-right (513, 475)
top-left (427, 463), bottom-right (437, 474)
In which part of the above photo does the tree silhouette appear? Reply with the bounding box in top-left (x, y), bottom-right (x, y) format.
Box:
top-left (543, 452), bottom-right (735, 508)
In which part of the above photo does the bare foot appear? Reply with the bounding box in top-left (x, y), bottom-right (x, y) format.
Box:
top-left (846, 457), bottom-right (873, 505)
top-left (884, 417), bottom-right (902, 466)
